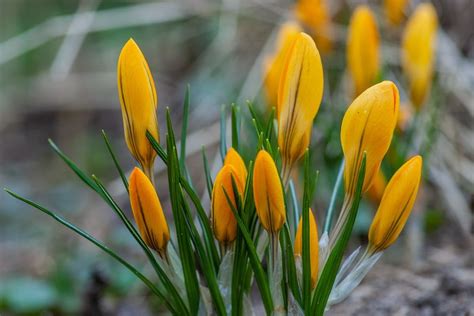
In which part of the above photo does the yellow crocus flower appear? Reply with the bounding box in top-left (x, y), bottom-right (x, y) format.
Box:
top-left (264, 22), bottom-right (302, 111)
top-left (129, 167), bottom-right (169, 257)
top-left (402, 3), bottom-right (438, 110)
top-left (366, 169), bottom-right (387, 205)
top-left (278, 32), bottom-right (323, 177)
top-left (294, 208), bottom-right (319, 288)
top-left (211, 164), bottom-right (245, 246)
top-left (347, 6), bottom-right (380, 97)
top-left (368, 155), bottom-right (422, 252)
top-left (294, 0), bottom-right (333, 54)
top-left (117, 38), bottom-right (159, 179)
top-left (384, 0), bottom-right (410, 26)
top-left (341, 81), bottom-right (399, 196)
top-left (253, 150), bottom-right (286, 233)
top-left (224, 148), bottom-right (248, 183)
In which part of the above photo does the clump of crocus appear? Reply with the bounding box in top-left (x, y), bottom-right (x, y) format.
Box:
top-left (347, 5), bottom-right (380, 97)
top-left (211, 149), bottom-right (247, 247)
top-left (129, 167), bottom-right (170, 258)
top-left (117, 39), bottom-right (159, 180)
top-left (341, 81), bottom-right (399, 196)
top-left (278, 32), bottom-right (323, 181)
top-left (384, 0), bottom-right (410, 26)
top-left (264, 22), bottom-right (302, 110)
top-left (402, 3), bottom-right (438, 110)
top-left (294, 0), bottom-right (333, 54)
top-left (253, 150), bottom-right (286, 234)
top-left (368, 155), bottom-right (423, 253)
top-left (294, 208), bottom-right (319, 288)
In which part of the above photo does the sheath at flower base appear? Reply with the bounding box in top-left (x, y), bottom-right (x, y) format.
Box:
top-left (211, 164), bottom-right (245, 246)
top-left (294, 208), bottom-right (319, 288)
top-left (277, 32), bottom-right (323, 179)
top-left (129, 167), bottom-right (170, 258)
top-left (346, 6), bottom-right (380, 97)
top-left (264, 22), bottom-right (302, 111)
top-left (384, 0), bottom-right (410, 26)
top-left (368, 156), bottom-right (423, 253)
top-left (294, 0), bottom-right (334, 54)
top-left (117, 39), bottom-right (159, 180)
top-left (341, 81), bottom-right (399, 198)
top-left (402, 3), bottom-right (438, 110)
top-left (253, 150), bottom-right (286, 233)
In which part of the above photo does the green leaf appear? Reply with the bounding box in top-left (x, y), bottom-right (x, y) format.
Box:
top-left (101, 130), bottom-right (129, 192)
top-left (201, 147), bottom-right (214, 201)
top-left (180, 84), bottom-right (191, 172)
top-left (311, 154), bottom-right (366, 315)
top-left (220, 105), bottom-right (227, 161)
top-left (281, 224), bottom-right (302, 306)
top-left (323, 159), bottom-right (345, 234)
top-left (231, 103), bottom-right (240, 151)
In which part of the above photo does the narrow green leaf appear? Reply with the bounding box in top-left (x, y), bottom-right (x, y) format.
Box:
top-left (180, 85), bottom-right (191, 172)
top-left (247, 101), bottom-right (264, 135)
top-left (311, 155), bottom-right (367, 315)
top-left (220, 105), bottom-right (227, 161)
top-left (301, 150), bottom-right (312, 313)
top-left (101, 130), bottom-right (129, 192)
top-left (282, 224), bottom-right (302, 306)
top-left (323, 159), bottom-right (345, 234)
top-left (201, 147), bottom-right (214, 201)
top-left (231, 103), bottom-right (240, 151)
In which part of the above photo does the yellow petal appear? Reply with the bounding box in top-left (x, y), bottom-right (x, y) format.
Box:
top-left (253, 150), bottom-right (286, 233)
top-left (294, 0), bottom-right (334, 53)
top-left (278, 32), bottom-right (324, 169)
top-left (402, 3), bottom-right (438, 109)
top-left (347, 6), bottom-right (380, 97)
top-left (117, 39), bottom-right (159, 176)
top-left (384, 0), bottom-right (410, 26)
top-left (129, 167), bottom-right (170, 256)
top-left (294, 208), bottom-right (319, 288)
top-left (368, 155), bottom-right (422, 252)
top-left (224, 148), bottom-right (248, 183)
top-left (366, 169), bottom-right (387, 205)
top-left (341, 81), bottom-right (399, 195)
top-left (211, 165), bottom-right (245, 245)
top-left (264, 22), bottom-right (302, 111)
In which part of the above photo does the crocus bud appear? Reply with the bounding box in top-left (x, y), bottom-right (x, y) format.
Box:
top-left (129, 167), bottom-right (169, 257)
top-left (278, 32), bottom-right (323, 174)
top-left (368, 156), bottom-right (422, 252)
top-left (211, 164), bottom-right (245, 245)
top-left (224, 148), bottom-right (248, 182)
top-left (366, 169), bottom-right (387, 205)
top-left (117, 39), bottom-right (159, 179)
top-left (384, 0), bottom-right (410, 26)
top-left (294, 0), bottom-right (333, 54)
top-left (294, 208), bottom-right (319, 288)
top-left (341, 81), bottom-right (399, 195)
top-left (253, 150), bottom-right (286, 233)
top-left (402, 3), bottom-right (438, 110)
top-left (347, 6), bottom-right (380, 97)
top-left (264, 22), bottom-right (302, 110)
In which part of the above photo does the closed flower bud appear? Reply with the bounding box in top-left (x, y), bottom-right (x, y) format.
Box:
top-left (347, 6), bottom-right (380, 97)
top-left (294, 0), bottom-right (333, 53)
top-left (341, 81), bottom-right (399, 195)
top-left (384, 0), bottom-right (410, 26)
top-left (368, 156), bottom-right (422, 252)
top-left (402, 3), bottom-right (438, 109)
top-left (211, 164), bottom-right (245, 245)
top-left (366, 169), bottom-right (387, 205)
top-left (129, 167), bottom-right (169, 257)
top-left (253, 150), bottom-right (286, 233)
top-left (278, 32), bottom-right (323, 175)
top-left (117, 39), bottom-right (159, 179)
top-left (294, 208), bottom-right (319, 288)
top-left (264, 22), bottom-right (302, 110)
top-left (224, 148), bottom-right (248, 182)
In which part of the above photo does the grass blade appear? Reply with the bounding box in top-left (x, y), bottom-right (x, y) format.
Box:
top-left (323, 159), bottom-right (344, 234)
top-left (180, 85), bottom-right (191, 172)
top-left (101, 130), bottom-right (129, 192)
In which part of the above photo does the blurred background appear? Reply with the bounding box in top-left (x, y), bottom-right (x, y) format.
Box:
top-left (0, 0), bottom-right (473, 314)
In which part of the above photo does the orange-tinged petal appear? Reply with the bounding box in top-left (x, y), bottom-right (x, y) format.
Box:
top-left (224, 148), bottom-right (248, 183)
top-left (117, 39), bottom-right (159, 177)
top-left (264, 22), bottom-right (302, 111)
top-left (384, 0), bottom-right (410, 26)
top-left (278, 32), bottom-right (324, 169)
top-left (294, 208), bottom-right (319, 288)
top-left (341, 81), bottom-right (399, 195)
top-left (368, 156), bottom-right (422, 252)
top-left (211, 165), bottom-right (245, 245)
top-left (366, 169), bottom-right (387, 205)
top-left (253, 150), bottom-right (286, 233)
top-left (347, 6), bottom-right (380, 96)
top-left (129, 167), bottom-right (169, 256)
top-left (402, 3), bottom-right (438, 109)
